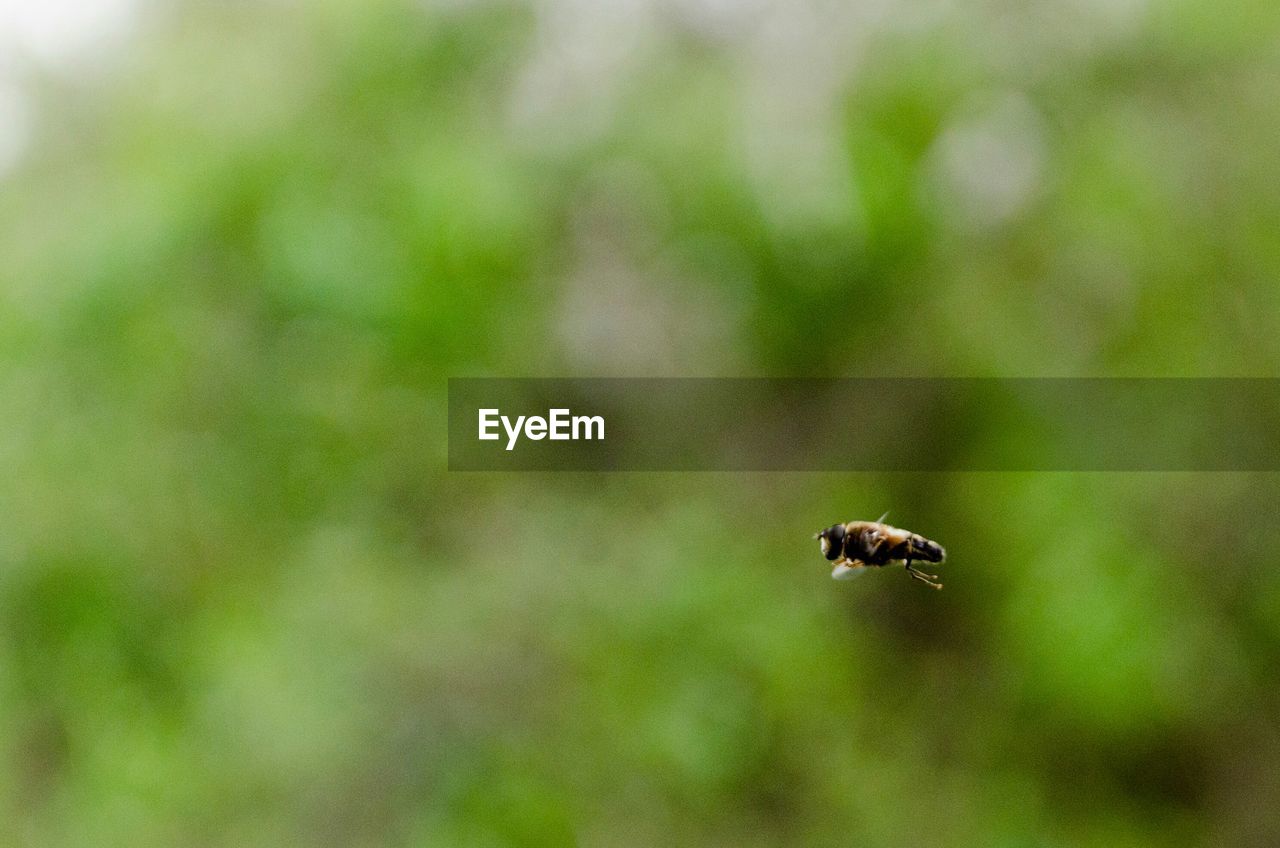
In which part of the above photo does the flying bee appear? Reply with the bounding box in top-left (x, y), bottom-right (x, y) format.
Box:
top-left (814, 514), bottom-right (947, 589)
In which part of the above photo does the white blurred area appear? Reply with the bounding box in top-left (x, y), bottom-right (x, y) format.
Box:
top-left (924, 93), bottom-right (1048, 233)
top-left (0, 0), bottom-right (137, 70)
top-left (0, 78), bottom-right (30, 179)
top-left (0, 0), bottom-right (139, 179)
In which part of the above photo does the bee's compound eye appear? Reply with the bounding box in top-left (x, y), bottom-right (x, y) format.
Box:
top-left (822, 524), bottom-right (845, 560)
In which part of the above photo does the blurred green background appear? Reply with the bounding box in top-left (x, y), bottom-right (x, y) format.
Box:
top-left (3, 0), bottom-right (1280, 845)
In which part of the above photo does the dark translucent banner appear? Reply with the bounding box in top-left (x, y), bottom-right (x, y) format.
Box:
top-left (447, 378), bottom-right (1280, 471)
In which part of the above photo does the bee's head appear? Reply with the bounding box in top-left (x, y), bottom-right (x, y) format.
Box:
top-left (815, 524), bottom-right (846, 561)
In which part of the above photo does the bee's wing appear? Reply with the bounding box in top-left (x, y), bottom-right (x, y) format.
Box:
top-left (832, 562), bottom-right (869, 581)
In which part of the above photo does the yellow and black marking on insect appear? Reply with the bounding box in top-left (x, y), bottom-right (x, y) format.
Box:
top-left (814, 514), bottom-right (947, 589)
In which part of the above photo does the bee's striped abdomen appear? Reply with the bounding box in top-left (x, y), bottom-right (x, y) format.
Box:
top-left (907, 534), bottom-right (946, 563)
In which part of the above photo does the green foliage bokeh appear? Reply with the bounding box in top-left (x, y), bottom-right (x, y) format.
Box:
top-left (2, 1), bottom-right (1280, 845)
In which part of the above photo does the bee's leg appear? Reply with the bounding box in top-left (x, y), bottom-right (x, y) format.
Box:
top-left (905, 560), bottom-right (943, 590)
top-left (905, 561), bottom-right (941, 582)
top-left (904, 557), bottom-right (940, 580)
